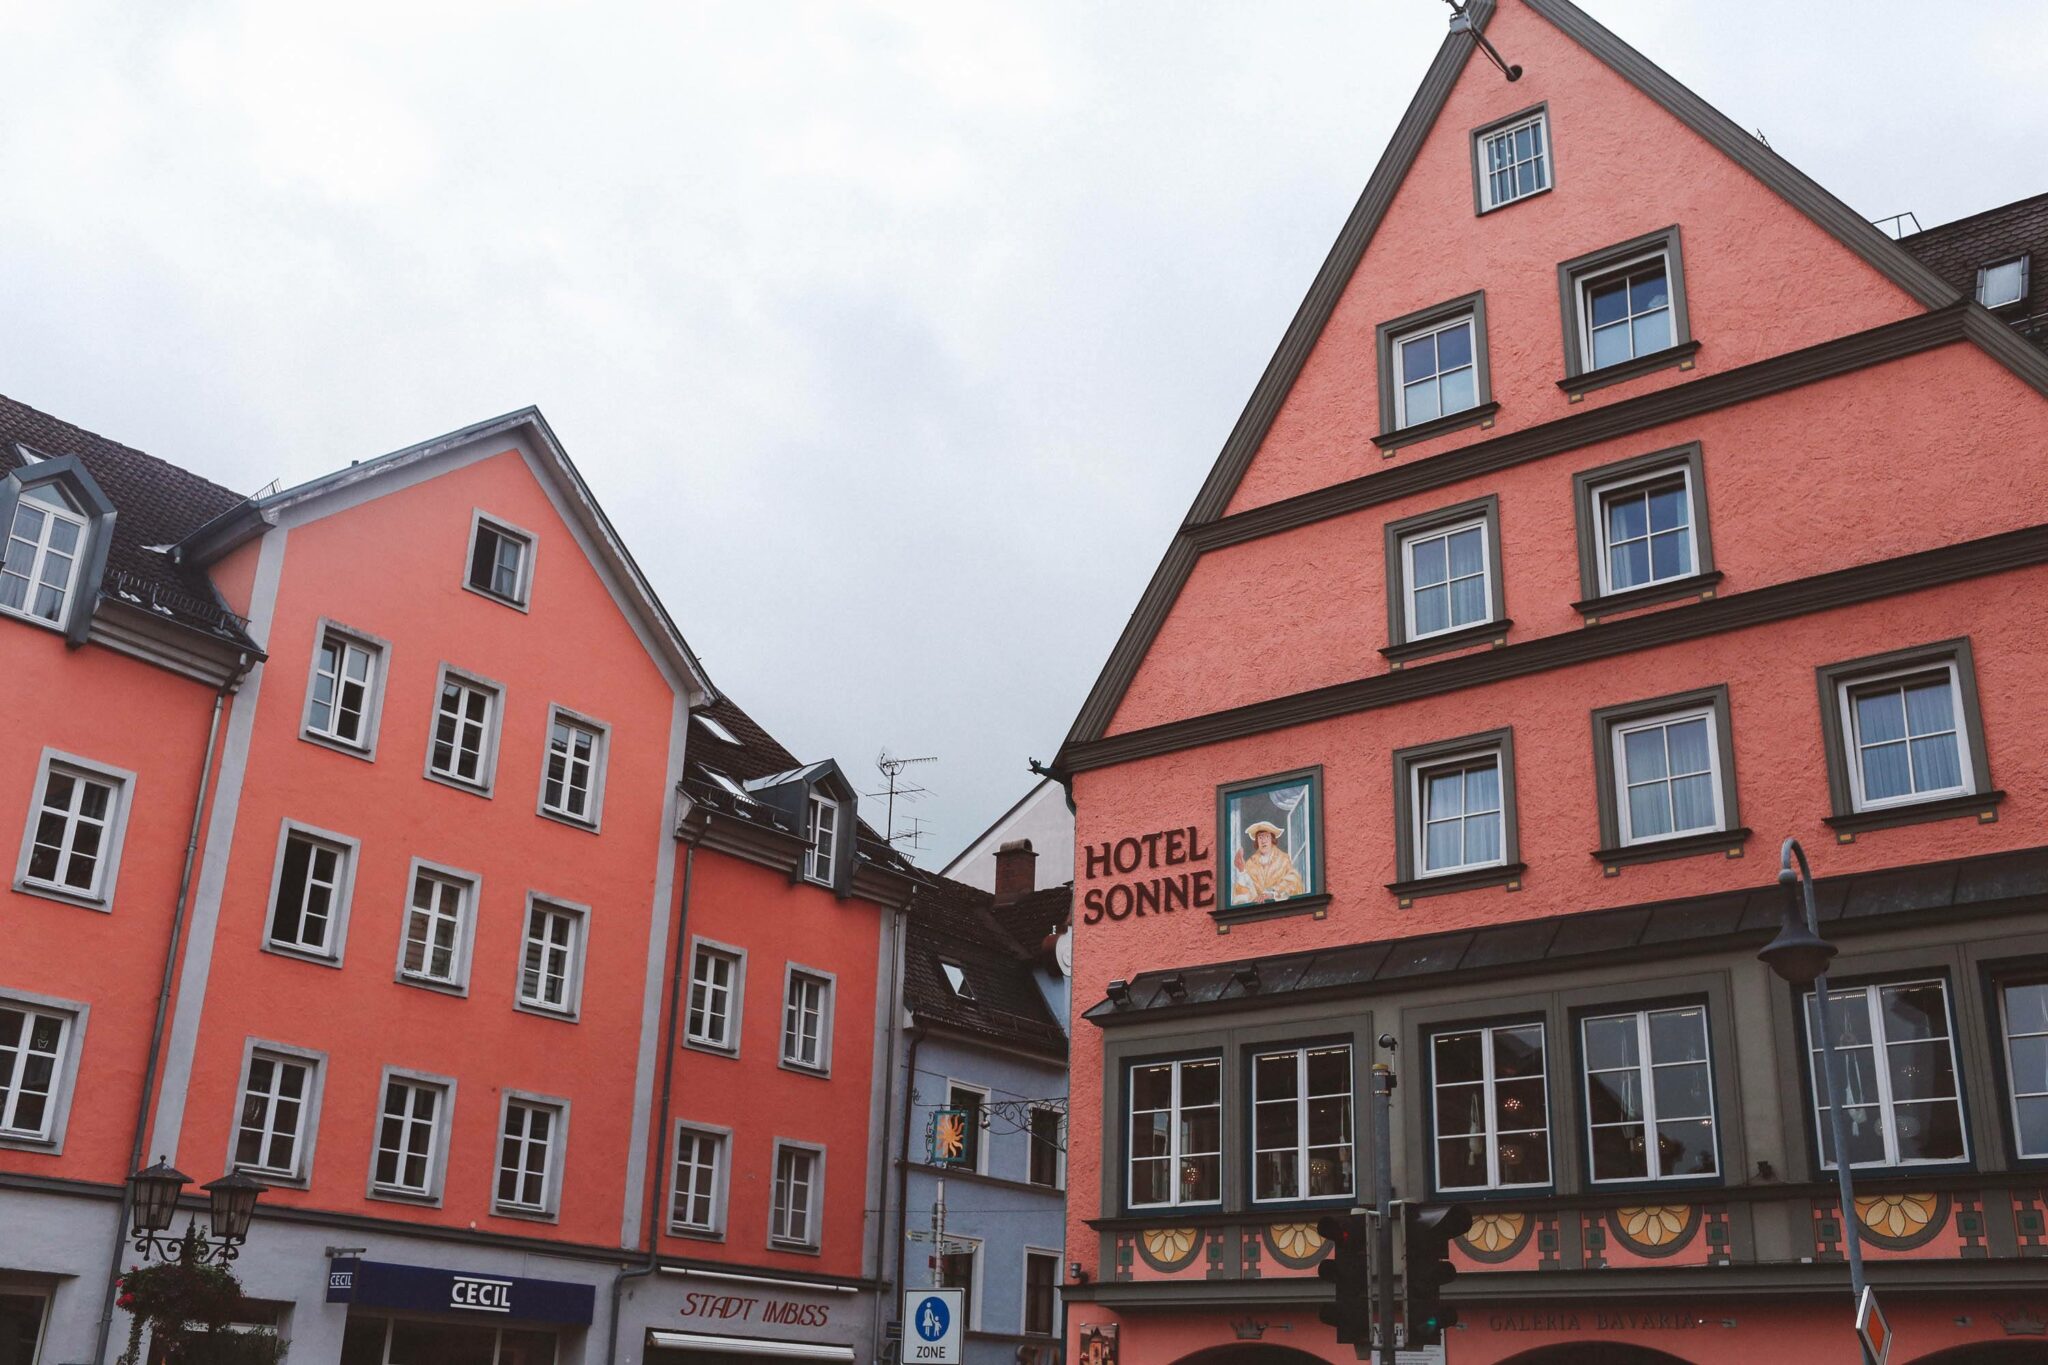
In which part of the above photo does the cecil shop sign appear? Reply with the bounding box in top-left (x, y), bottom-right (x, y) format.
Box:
top-left (325, 1258), bottom-right (594, 1325)
top-left (1081, 826), bottom-right (1215, 924)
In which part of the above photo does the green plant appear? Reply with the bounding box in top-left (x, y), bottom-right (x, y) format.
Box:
top-left (115, 1227), bottom-right (286, 1365)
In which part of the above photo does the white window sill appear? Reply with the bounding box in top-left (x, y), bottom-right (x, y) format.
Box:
top-left (300, 729), bottom-right (377, 764)
top-left (424, 769), bottom-right (495, 800)
top-left (514, 998), bottom-right (582, 1024)
top-left (261, 941), bottom-right (345, 970)
top-left (538, 806), bottom-right (601, 834)
top-left (13, 877), bottom-right (111, 913)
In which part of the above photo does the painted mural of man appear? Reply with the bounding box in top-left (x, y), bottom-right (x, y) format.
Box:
top-left (1232, 821), bottom-right (1304, 903)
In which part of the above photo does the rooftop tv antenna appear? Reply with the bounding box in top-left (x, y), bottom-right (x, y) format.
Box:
top-left (1445, 0), bottom-right (1522, 81)
top-left (871, 751), bottom-right (937, 851)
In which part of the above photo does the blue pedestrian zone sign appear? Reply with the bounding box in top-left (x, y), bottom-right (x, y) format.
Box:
top-left (903, 1288), bottom-right (963, 1363)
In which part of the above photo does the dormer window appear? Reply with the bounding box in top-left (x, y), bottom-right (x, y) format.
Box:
top-left (805, 795), bottom-right (838, 885)
top-left (2, 483), bottom-right (88, 626)
top-left (0, 455), bottom-right (116, 642)
top-left (1978, 256), bottom-right (2029, 309)
top-left (465, 512), bottom-right (534, 608)
top-left (940, 961), bottom-right (974, 1002)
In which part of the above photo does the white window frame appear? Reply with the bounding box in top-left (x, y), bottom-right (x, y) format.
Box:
top-left (261, 820), bottom-right (360, 966)
top-left (1027, 1105), bottom-right (1065, 1190)
top-left (0, 989), bottom-right (87, 1152)
top-left (939, 960), bottom-right (974, 1001)
top-left (768, 1140), bottom-right (825, 1251)
top-left (937, 1234), bottom-right (983, 1331)
top-left (1476, 109), bottom-right (1551, 211)
top-left (1589, 462), bottom-right (1701, 598)
top-left (227, 1040), bottom-right (326, 1186)
top-left (1021, 1247), bottom-right (1061, 1337)
top-left (1430, 1022), bottom-right (1550, 1194)
top-left (0, 1286), bottom-right (51, 1365)
top-left (368, 1068), bottom-right (455, 1204)
top-left (1612, 705), bottom-right (1726, 846)
top-left (1836, 661), bottom-right (1973, 813)
top-left (537, 706), bottom-right (609, 831)
top-left (685, 939), bottom-right (746, 1054)
top-left (494, 1091), bottom-right (569, 1221)
top-left (463, 510), bottom-right (536, 609)
top-left (1576, 249), bottom-right (1675, 370)
top-left (1977, 255), bottom-right (2029, 309)
top-left (299, 619), bottom-right (389, 759)
top-left (1412, 749), bottom-right (1506, 877)
top-left (516, 894), bottom-right (588, 1021)
top-left (0, 485), bottom-right (88, 630)
top-left (14, 748), bottom-right (134, 911)
top-left (1392, 313), bottom-right (1481, 429)
top-left (394, 859), bottom-right (480, 994)
top-left (780, 966), bottom-right (835, 1076)
top-left (1999, 979), bottom-right (2048, 1161)
top-left (1805, 978), bottom-right (1970, 1171)
top-left (1399, 516), bottom-right (1494, 642)
top-left (1126, 1057), bottom-right (1222, 1210)
top-left (1250, 1043), bottom-right (1356, 1205)
top-left (1580, 1006), bottom-right (1719, 1185)
top-left (805, 795), bottom-right (839, 885)
top-left (669, 1121), bottom-right (732, 1238)
top-left (424, 664), bottom-right (505, 796)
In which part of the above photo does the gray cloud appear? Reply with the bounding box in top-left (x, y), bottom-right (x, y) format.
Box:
top-left (2, 1), bottom-right (2041, 863)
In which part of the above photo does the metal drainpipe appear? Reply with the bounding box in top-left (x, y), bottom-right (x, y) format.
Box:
top-left (92, 654), bottom-right (249, 1365)
top-left (606, 826), bottom-right (700, 1365)
top-left (888, 1023), bottom-right (927, 1360)
top-left (866, 904), bottom-right (911, 1365)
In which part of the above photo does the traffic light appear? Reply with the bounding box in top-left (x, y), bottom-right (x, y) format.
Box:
top-left (1315, 1212), bottom-right (1371, 1345)
top-left (1402, 1203), bottom-right (1472, 1347)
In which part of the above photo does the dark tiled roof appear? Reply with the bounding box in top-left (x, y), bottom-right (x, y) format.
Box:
top-left (1900, 190), bottom-right (2048, 346)
top-left (990, 885), bottom-right (1072, 957)
top-left (0, 394), bottom-right (257, 645)
top-left (1085, 845), bottom-right (2048, 1023)
top-left (681, 692), bottom-right (909, 869)
top-left (904, 872), bottom-right (1068, 1056)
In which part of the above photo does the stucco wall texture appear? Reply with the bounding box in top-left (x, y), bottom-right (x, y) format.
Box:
top-left (1219, 0), bottom-right (1920, 523)
top-left (1111, 342), bottom-right (2043, 734)
top-left (0, 627), bottom-right (224, 1184)
top-left (660, 851), bottom-right (886, 1280)
top-left (173, 447), bottom-right (678, 1248)
top-left (1066, 572), bottom-right (2048, 1277)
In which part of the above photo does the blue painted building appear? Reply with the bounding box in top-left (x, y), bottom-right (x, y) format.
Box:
top-left (888, 840), bottom-right (1070, 1365)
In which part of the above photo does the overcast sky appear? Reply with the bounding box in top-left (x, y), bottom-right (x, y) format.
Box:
top-left (3, 1), bottom-right (2044, 867)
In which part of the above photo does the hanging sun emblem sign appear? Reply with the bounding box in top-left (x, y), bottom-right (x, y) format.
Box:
top-left (927, 1108), bottom-right (971, 1166)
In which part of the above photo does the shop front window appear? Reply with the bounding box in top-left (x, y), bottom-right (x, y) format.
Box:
top-left (340, 1315), bottom-right (556, 1365)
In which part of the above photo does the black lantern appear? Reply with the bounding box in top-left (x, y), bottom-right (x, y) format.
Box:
top-left (128, 1158), bottom-right (191, 1236)
top-left (204, 1170), bottom-right (266, 1244)
top-left (1759, 866), bottom-right (1837, 986)
top-left (125, 1158), bottom-right (262, 1265)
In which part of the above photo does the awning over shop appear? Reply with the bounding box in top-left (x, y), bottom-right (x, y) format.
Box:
top-left (648, 1329), bottom-right (857, 1361)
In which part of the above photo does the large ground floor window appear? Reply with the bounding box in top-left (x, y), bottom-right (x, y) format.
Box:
top-left (341, 1313), bottom-right (556, 1365)
top-left (0, 1289), bottom-right (50, 1365)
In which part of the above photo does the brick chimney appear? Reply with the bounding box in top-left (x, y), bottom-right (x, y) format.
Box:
top-left (993, 838), bottom-right (1037, 905)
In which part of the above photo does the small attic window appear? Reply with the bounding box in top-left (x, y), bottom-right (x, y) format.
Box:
top-left (707, 770), bottom-right (754, 804)
top-left (696, 713), bottom-right (740, 744)
top-left (1978, 256), bottom-right (2029, 309)
top-left (465, 511), bottom-right (534, 608)
top-left (939, 960), bottom-right (974, 1001)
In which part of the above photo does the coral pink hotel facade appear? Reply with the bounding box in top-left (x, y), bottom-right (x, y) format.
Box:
top-left (0, 403), bottom-right (913, 1365)
top-left (1054, 4), bottom-right (2048, 1364)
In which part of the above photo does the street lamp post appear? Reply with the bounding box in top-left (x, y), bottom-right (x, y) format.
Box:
top-left (1757, 837), bottom-right (1872, 1363)
top-left (125, 1158), bottom-right (264, 1265)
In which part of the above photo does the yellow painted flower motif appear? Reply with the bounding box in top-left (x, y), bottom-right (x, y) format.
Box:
top-left (1142, 1227), bottom-right (1199, 1264)
top-left (933, 1111), bottom-right (966, 1162)
top-left (1269, 1223), bottom-right (1324, 1260)
top-left (1856, 1192), bottom-right (1938, 1240)
top-left (1617, 1206), bottom-right (1690, 1247)
top-left (1464, 1211), bottom-right (1526, 1253)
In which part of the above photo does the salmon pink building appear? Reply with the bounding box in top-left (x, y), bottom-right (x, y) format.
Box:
top-left (1051, 4), bottom-right (2048, 1364)
top-left (0, 400), bottom-right (914, 1365)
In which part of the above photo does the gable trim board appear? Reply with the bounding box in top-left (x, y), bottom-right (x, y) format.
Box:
top-left (1054, 0), bottom-right (2036, 767)
top-left (1061, 521), bottom-right (2048, 773)
top-left (179, 407), bottom-right (713, 706)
